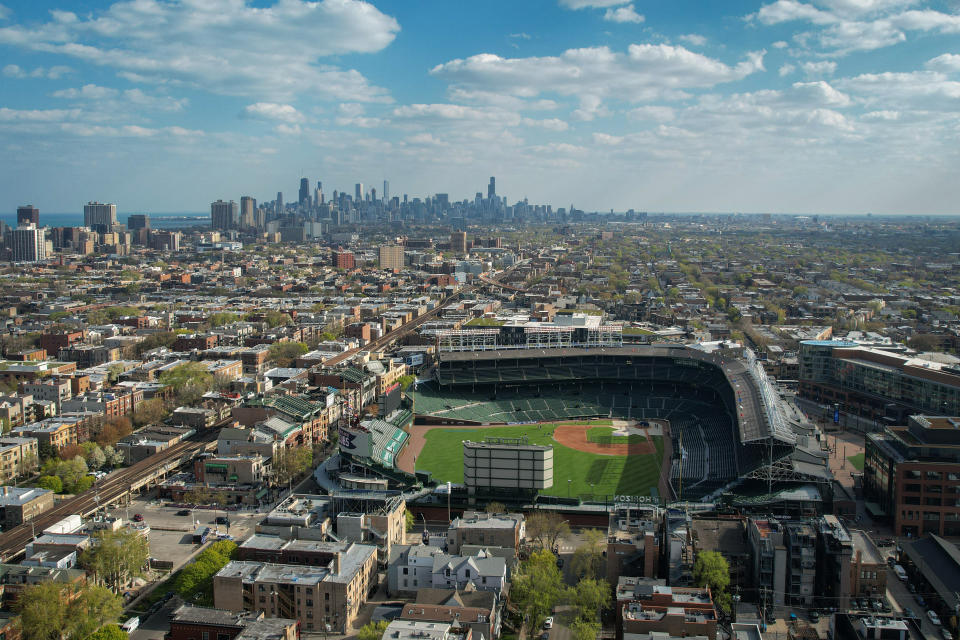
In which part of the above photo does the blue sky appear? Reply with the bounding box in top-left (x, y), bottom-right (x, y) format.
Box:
top-left (1, 0), bottom-right (959, 215)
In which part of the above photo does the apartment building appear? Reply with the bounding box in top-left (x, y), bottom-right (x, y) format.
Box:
top-left (446, 512), bottom-right (525, 554)
top-left (0, 486), bottom-right (54, 529)
top-left (214, 542), bottom-right (377, 633)
top-left (0, 437), bottom-right (38, 483)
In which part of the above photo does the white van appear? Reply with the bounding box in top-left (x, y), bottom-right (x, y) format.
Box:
top-left (893, 564), bottom-right (908, 581)
top-left (121, 617), bottom-right (140, 633)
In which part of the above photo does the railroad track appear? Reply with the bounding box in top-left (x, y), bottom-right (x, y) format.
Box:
top-left (0, 428), bottom-right (219, 562)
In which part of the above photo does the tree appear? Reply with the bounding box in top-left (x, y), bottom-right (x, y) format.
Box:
top-left (511, 550), bottom-right (566, 629)
top-left (158, 362), bottom-right (214, 405)
top-left (267, 341), bottom-right (308, 367)
top-left (171, 540), bottom-right (237, 605)
top-left (37, 475), bottom-right (63, 493)
top-left (18, 450), bottom-right (39, 478)
top-left (570, 528), bottom-right (606, 580)
top-left (693, 550), bottom-right (731, 613)
top-left (16, 581), bottom-right (122, 640)
top-left (357, 620), bottom-right (389, 640)
top-left (570, 620), bottom-right (600, 640)
top-left (272, 447), bottom-right (313, 487)
top-left (568, 578), bottom-right (611, 623)
top-left (95, 416), bottom-right (132, 447)
top-left (263, 310), bottom-right (292, 328)
top-left (132, 398), bottom-right (167, 428)
top-left (484, 501), bottom-right (506, 515)
top-left (87, 446), bottom-right (106, 471)
top-left (81, 528), bottom-right (150, 594)
top-left (526, 512), bottom-right (570, 551)
top-left (84, 624), bottom-right (128, 640)
top-left (404, 509), bottom-right (415, 533)
top-left (183, 486), bottom-right (225, 506)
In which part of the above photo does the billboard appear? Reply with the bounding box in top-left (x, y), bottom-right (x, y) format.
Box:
top-left (338, 424), bottom-right (372, 458)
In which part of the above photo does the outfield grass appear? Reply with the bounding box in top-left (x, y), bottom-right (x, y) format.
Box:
top-left (847, 452), bottom-right (865, 471)
top-left (416, 423), bottom-right (664, 499)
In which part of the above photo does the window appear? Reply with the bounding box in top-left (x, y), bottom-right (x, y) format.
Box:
top-left (259, 596), bottom-right (266, 603)
top-left (403, 568), bottom-right (408, 575)
top-left (218, 634), bottom-right (231, 640)
top-left (325, 592), bottom-right (330, 601)
top-left (202, 633), bottom-right (209, 640)
top-left (307, 600), bottom-right (313, 606)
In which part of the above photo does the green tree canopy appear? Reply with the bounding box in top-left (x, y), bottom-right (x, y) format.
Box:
top-left (526, 512), bottom-right (570, 551)
top-left (357, 620), bottom-right (389, 640)
top-left (37, 475), bottom-right (63, 493)
top-left (80, 528), bottom-right (150, 594)
top-left (267, 341), bottom-right (309, 367)
top-left (84, 624), bottom-right (128, 640)
top-left (693, 550), bottom-right (731, 613)
top-left (16, 582), bottom-right (122, 640)
top-left (511, 550), bottom-right (566, 629)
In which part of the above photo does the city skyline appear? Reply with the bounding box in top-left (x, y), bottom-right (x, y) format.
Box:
top-left (1, 0), bottom-right (959, 214)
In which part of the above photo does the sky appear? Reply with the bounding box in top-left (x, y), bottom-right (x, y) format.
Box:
top-left (1, 0), bottom-right (959, 215)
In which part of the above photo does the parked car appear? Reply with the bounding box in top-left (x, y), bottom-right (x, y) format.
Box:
top-left (215, 516), bottom-right (229, 525)
top-left (941, 629), bottom-right (953, 640)
top-left (916, 595), bottom-right (926, 608)
top-left (809, 610), bottom-right (820, 623)
top-left (132, 513), bottom-right (144, 522)
top-left (176, 509), bottom-right (191, 516)
top-left (928, 610), bottom-right (941, 626)
top-left (904, 608), bottom-right (915, 619)
top-left (907, 583), bottom-right (916, 593)
top-left (543, 617), bottom-right (554, 630)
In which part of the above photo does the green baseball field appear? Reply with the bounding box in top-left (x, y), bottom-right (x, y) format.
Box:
top-left (413, 421), bottom-right (665, 500)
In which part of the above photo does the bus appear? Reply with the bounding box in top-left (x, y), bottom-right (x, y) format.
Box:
top-left (192, 526), bottom-right (210, 545)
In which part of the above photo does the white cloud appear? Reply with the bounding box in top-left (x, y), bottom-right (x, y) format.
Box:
top-left (604, 5), bottom-right (644, 23)
top-left (593, 132), bottom-right (624, 145)
top-left (926, 53), bottom-right (960, 73)
top-left (53, 84), bottom-right (119, 99)
top-left (0, 4), bottom-right (8, 20)
top-left (627, 105), bottom-right (676, 121)
top-left (0, 0), bottom-right (399, 100)
top-left (243, 103), bottom-right (305, 124)
top-left (521, 117), bottom-right (570, 131)
top-left (0, 107), bottom-right (82, 121)
top-left (3, 63), bottom-right (71, 79)
top-left (559, 0), bottom-right (629, 8)
top-left (431, 45), bottom-right (765, 104)
top-left (750, 1), bottom-right (960, 56)
top-left (862, 110), bottom-right (900, 120)
top-left (801, 60), bottom-right (838, 76)
top-left (779, 63), bottom-right (797, 76)
top-left (678, 34), bottom-right (707, 46)
top-left (509, 32), bottom-right (532, 39)
top-left (772, 40), bottom-right (790, 48)
top-left (837, 70), bottom-right (960, 108)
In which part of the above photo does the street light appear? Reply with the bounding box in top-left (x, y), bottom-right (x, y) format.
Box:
top-left (567, 479), bottom-right (571, 498)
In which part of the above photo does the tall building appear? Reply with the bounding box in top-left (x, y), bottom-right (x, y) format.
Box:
top-left (378, 245), bottom-right (404, 271)
top-left (11, 225), bottom-right (46, 262)
top-left (210, 200), bottom-right (238, 231)
top-left (333, 249), bottom-right (355, 270)
top-left (127, 214), bottom-right (150, 230)
top-left (314, 181), bottom-right (323, 207)
top-left (276, 192), bottom-right (283, 215)
top-left (298, 178), bottom-right (310, 206)
top-left (383, 180), bottom-right (389, 202)
top-left (451, 230), bottom-right (468, 254)
top-left (16, 205), bottom-right (39, 227)
top-left (355, 183), bottom-right (363, 202)
top-left (239, 196), bottom-right (256, 229)
top-left (488, 176), bottom-right (495, 200)
top-left (83, 202), bottom-right (117, 233)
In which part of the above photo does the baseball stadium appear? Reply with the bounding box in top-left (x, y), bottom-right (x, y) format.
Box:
top-left (397, 319), bottom-right (830, 502)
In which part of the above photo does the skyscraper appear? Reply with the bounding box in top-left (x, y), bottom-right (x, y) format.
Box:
top-left (355, 183), bottom-right (363, 202)
top-left (383, 180), bottom-right (390, 203)
top-left (488, 176), bottom-right (496, 200)
top-left (16, 205), bottom-right (39, 227)
top-left (451, 230), bottom-right (468, 254)
top-left (83, 202), bottom-right (117, 233)
top-left (127, 214), bottom-right (150, 230)
top-left (12, 225), bottom-right (46, 262)
top-left (240, 196), bottom-right (256, 229)
top-left (378, 245), bottom-right (404, 271)
top-left (276, 192), bottom-right (283, 215)
top-left (211, 199), bottom-right (238, 230)
top-left (299, 178), bottom-right (310, 207)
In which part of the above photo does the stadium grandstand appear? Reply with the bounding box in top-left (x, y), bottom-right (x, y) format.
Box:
top-left (422, 322), bottom-right (829, 500)
top-left (337, 417), bottom-right (416, 489)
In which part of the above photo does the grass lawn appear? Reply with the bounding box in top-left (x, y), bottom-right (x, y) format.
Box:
top-left (847, 452), bottom-right (865, 471)
top-left (416, 423), bottom-right (664, 499)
